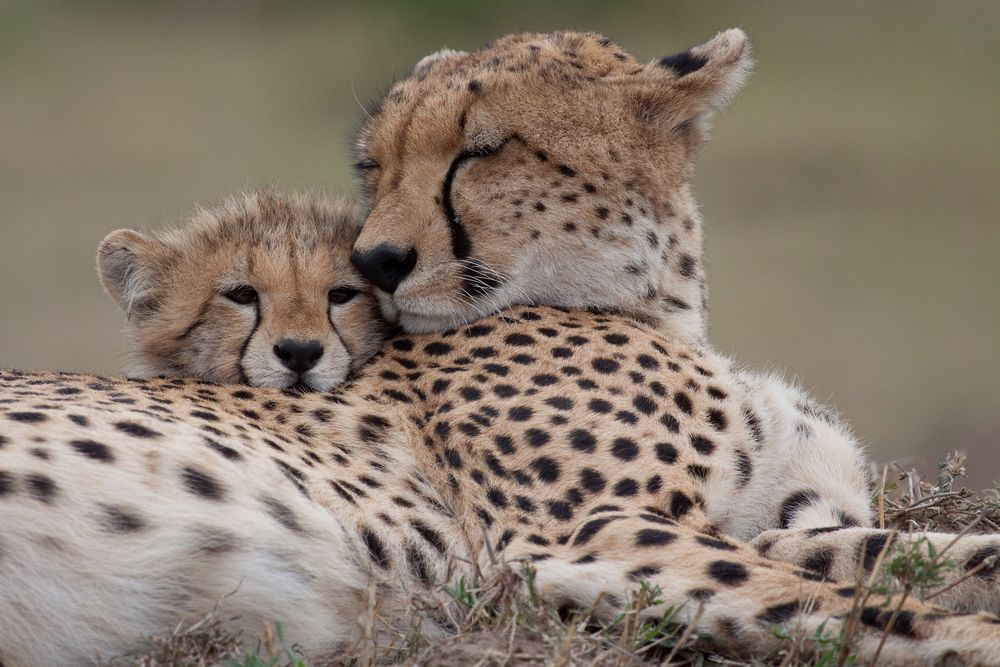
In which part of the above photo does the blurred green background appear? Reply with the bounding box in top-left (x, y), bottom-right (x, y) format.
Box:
top-left (1, 1), bottom-right (997, 485)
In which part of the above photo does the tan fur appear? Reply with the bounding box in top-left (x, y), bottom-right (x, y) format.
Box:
top-left (98, 191), bottom-right (385, 390)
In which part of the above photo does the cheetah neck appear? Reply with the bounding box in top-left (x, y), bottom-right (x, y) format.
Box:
top-left (628, 186), bottom-right (709, 347)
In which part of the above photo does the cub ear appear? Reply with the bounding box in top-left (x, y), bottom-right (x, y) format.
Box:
top-left (97, 229), bottom-right (170, 320)
top-left (634, 28), bottom-right (751, 134)
top-left (412, 48), bottom-right (466, 77)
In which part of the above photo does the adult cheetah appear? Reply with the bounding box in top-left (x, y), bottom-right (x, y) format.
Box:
top-left (1, 30), bottom-right (999, 667)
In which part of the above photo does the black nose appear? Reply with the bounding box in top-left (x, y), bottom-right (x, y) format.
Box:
top-left (350, 244), bottom-right (417, 293)
top-left (273, 339), bottom-right (323, 373)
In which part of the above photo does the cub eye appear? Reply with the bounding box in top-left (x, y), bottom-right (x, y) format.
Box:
top-left (222, 285), bottom-right (258, 305)
top-left (352, 158), bottom-right (380, 172)
top-left (328, 287), bottom-right (360, 305)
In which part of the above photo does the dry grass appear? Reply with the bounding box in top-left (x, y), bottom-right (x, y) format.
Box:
top-left (124, 453), bottom-right (999, 667)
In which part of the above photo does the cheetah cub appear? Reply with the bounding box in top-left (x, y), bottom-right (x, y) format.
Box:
top-left (98, 191), bottom-right (386, 391)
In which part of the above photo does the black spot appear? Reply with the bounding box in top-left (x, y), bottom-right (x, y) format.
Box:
top-left (660, 412), bottom-right (680, 433)
top-left (673, 392), bottom-right (693, 415)
top-left (632, 394), bottom-right (656, 415)
top-left (579, 468), bottom-right (606, 493)
top-left (646, 475), bottom-right (663, 494)
top-left (758, 600), bottom-right (801, 625)
top-left (779, 490), bottom-right (820, 529)
top-left (628, 565), bottom-right (661, 581)
top-left (670, 491), bottom-right (694, 518)
top-left (569, 429), bottom-right (596, 452)
top-left (636, 528), bottom-right (677, 547)
top-left (678, 253), bottom-right (697, 278)
top-left (100, 504), bottom-right (146, 533)
top-left (610, 437), bottom-right (639, 461)
top-left (707, 560), bottom-right (749, 586)
top-left (525, 428), bottom-right (551, 448)
top-left (495, 435), bottom-right (516, 455)
top-left (858, 533), bottom-right (896, 573)
top-left (205, 438), bottom-right (241, 461)
top-left (689, 434), bottom-right (715, 455)
top-left (547, 500), bottom-right (573, 521)
top-left (603, 333), bottom-right (629, 346)
top-left (361, 527), bottom-right (389, 568)
top-left (556, 164), bottom-right (576, 177)
top-left (26, 474), bottom-right (57, 503)
top-left (459, 386), bottom-right (482, 401)
top-left (444, 448), bottom-right (463, 469)
top-left (735, 450), bottom-right (753, 486)
top-left (115, 421), bottom-right (161, 438)
top-left (493, 384), bottom-right (518, 398)
top-left (545, 396), bottom-right (573, 411)
top-left (591, 358), bottom-right (620, 373)
top-left (706, 409), bottom-right (727, 431)
top-left (658, 49), bottom-right (709, 76)
top-left (7, 411), bottom-right (46, 423)
top-left (686, 464), bottom-right (709, 480)
top-left (573, 516), bottom-right (617, 546)
top-left (392, 338), bottom-right (414, 351)
top-left (965, 545), bottom-right (1000, 577)
top-left (696, 535), bottom-right (737, 551)
top-left (424, 342), bottom-right (453, 356)
top-left (688, 588), bottom-right (716, 601)
top-left (508, 406), bottom-right (533, 421)
top-left (595, 206), bottom-right (609, 220)
top-left (803, 548), bottom-right (835, 579)
top-left (68, 414), bottom-right (88, 426)
top-left (181, 466), bottom-right (224, 500)
top-left (654, 442), bottom-right (678, 464)
top-left (486, 487), bottom-right (509, 508)
top-left (613, 478), bottom-right (638, 497)
top-left (531, 456), bottom-right (560, 483)
top-left (411, 520), bottom-right (447, 554)
top-left (588, 398), bottom-right (613, 414)
top-left (467, 79), bottom-right (481, 92)
top-left (860, 607), bottom-right (916, 637)
top-left (70, 439), bottom-right (113, 463)
top-left (0, 470), bottom-right (13, 496)
top-left (515, 495), bottom-right (536, 513)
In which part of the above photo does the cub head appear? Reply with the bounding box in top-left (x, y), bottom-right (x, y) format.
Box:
top-left (351, 29), bottom-right (750, 343)
top-left (98, 191), bottom-right (385, 390)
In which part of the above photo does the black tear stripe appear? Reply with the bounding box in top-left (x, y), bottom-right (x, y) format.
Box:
top-left (440, 135), bottom-right (518, 261)
top-left (778, 490), bottom-right (821, 530)
top-left (237, 300), bottom-right (262, 385)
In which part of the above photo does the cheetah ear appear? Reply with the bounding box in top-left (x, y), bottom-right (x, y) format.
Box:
top-left (412, 48), bottom-right (466, 77)
top-left (97, 229), bottom-right (171, 321)
top-left (634, 28), bottom-right (751, 134)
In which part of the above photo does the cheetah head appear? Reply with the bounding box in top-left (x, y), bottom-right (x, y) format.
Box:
top-left (98, 191), bottom-right (386, 390)
top-left (351, 29), bottom-right (751, 343)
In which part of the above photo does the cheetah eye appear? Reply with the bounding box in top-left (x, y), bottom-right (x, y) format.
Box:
top-left (222, 285), bottom-right (258, 305)
top-left (352, 158), bottom-right (380, 172)
top-left (467, 136), bottom-right (514, 159)
top-left (328, 287), bottom-right (360, 305)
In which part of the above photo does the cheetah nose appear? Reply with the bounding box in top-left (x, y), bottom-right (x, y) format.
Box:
top-left (350, 244), bottom-right (417, 293)
top-left (273, 339), bottom-right (324, 373)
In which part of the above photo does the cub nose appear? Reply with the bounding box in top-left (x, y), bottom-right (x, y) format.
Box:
top-left (273, 339), bottom-right (324, 373)
top-left (350, 244), bottom-right (417, 293)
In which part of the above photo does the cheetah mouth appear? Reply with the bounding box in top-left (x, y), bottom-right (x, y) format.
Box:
top-left (381, 259), bottom-right (519, 333)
